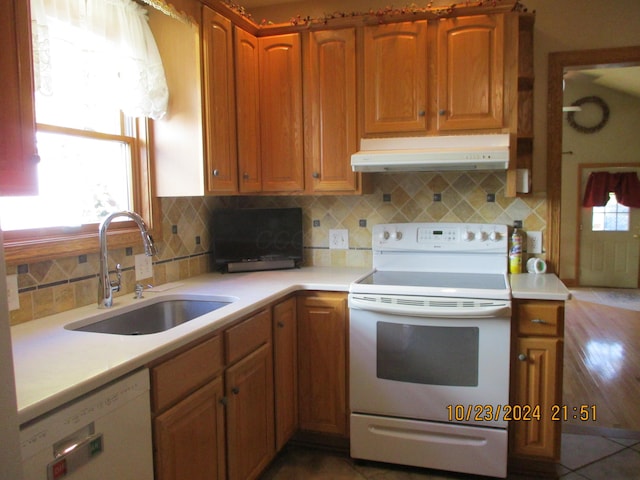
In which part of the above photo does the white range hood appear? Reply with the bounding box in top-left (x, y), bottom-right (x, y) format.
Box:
top-left (351, 134), bottom-right (510, 172)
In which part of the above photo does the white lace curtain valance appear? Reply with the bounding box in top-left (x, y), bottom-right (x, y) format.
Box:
top-left (31, 0), bottom-right (169, 120)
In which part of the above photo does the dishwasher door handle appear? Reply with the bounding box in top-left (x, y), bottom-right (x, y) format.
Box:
top-left (47, 433), bottom-right (104, 480)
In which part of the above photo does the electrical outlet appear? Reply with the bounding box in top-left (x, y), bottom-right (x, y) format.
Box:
top-left (527, 231), bottom-right (543, 254)
top-left (135, 254), bottom-right (154, 280)
top-left (7, 274), bottom-right (19, 311)
top-left (329, 229), bottom-right (349, 250)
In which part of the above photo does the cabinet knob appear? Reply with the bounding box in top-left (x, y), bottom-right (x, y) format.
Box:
top-left (312, 172), bottom-right (320, 179)
top-left (518, 353), bottom-right (527, 361)
top-left (277, 321), bottom-right (285, 328)
top-left (212, 169), bottom-right (220, 177)
top-left (531, 318), bottom-right (547, 324)
top-left (438, 109), bottom-right (447, 116)
top-left (231, 387), bottom-right (240, 395)
top-left (219, 397), bottom-right (228, 406)
top-left (418, 110), bottom-right (426, 117)
top-left (243, 172), bottom-right (250, 180)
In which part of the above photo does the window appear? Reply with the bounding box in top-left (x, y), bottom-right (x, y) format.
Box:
top-left (0, 0), bottom-right (167, 263)
top-left (592, 193), bottom-right (630, 231)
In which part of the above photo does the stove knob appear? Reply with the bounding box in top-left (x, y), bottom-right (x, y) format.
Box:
top-left (389, 230), bottom-right (403, 240)
top-left (489, 231), bottom-right (502, 242)
top-left (462, 230), bottom-right (474, 241)
top-left (380, 230), bottom-right (390, 240)
top-left (476, 231), bottom-right (488, 241)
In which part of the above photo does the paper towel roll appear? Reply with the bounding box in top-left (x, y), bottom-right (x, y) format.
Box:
top-left (526, 257), bottom-right (547, 274)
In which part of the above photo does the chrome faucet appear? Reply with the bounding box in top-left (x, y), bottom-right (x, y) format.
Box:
top-left (98, 211), bottom-right (158, 308)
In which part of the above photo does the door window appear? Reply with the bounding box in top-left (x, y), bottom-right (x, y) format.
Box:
top-left (592, 193), bottom-right (630, 231)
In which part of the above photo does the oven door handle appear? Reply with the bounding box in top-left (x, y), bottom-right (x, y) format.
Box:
top-left (349, 294), bottom-right (511, 318)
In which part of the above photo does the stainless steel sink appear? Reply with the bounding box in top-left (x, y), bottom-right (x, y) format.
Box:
top-left (67, 297), bottom-right (235, 335)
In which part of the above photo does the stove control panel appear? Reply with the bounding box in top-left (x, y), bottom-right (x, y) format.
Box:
top-left (373, 222), bottom-right (508, 252)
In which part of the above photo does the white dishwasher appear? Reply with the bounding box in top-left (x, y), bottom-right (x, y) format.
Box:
top-left (20, 368), bottom-right (154, 480)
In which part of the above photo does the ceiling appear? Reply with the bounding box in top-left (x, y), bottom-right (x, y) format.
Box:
top-left (566, 66), bottom-right (640, 99)
top-left (238, 0), bottom-right (303, 7)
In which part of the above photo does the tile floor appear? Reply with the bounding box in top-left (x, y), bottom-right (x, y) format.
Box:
top-left (260, 430), bottom-right (640, 479)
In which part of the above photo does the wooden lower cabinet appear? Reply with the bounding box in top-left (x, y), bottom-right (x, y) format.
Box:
top-left (225, 343), bottom-right (275, 480)
top-left (154, 377), bottom-right (226, 480)
top-left (297, 292), bottom-right (348, 437)
top-left (509, 299), bottom-right (565, 473)
top-left (273, 297), bottom-right (298, 450)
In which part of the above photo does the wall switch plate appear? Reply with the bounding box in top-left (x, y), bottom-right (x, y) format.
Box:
top-left (7, 274), bottom-right (19, 311)
top-left (135, 254), bottom-right (153, 280)
top-left (329, 229), bottom-right (349, 250)
top-left (527, 231), bottom-right (543, 254)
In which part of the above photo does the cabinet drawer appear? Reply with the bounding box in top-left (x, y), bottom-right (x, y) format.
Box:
top-left (151, 335), bottom-right (224, 412)
top-left (516, 301), bottom-right (564, 337)
top-left (225, 308), bottom-right (272, 365)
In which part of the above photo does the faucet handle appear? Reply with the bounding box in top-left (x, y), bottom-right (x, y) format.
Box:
top-left (134, 283), bottom-right (153, 299)
top-left (110, 263), bottom-right (122, 293)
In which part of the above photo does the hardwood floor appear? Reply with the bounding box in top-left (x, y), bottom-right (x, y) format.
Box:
top-left (563, 296), bottom-right (640, 432)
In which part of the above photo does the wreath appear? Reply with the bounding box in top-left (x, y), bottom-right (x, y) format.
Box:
top-left (566, 95), bottom-right (610, 134)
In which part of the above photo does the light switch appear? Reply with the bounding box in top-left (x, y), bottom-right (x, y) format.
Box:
top-left (135, 254), bottom-right (153, 280)
top-left (7, 274), bottom-right (19, 311)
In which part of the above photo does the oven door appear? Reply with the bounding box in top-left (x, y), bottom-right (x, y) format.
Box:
top-left (349, 294), bottom-right (511, 428)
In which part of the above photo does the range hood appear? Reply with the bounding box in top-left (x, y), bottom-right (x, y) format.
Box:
top-left (351, 134), bottom-right (510, 172)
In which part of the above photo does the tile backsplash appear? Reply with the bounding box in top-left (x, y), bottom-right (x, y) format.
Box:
top-left (7, 171), bottom-right (546, 325)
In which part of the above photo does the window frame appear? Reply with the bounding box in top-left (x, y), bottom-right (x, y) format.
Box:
top-left (3, 116), bottom-right (160, 265)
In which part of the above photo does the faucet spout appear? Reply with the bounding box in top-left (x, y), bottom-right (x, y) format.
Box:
top-left (98, 211), bottom-right (157, 308)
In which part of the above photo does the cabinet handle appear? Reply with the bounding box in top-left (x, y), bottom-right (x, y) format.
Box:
top-left (312, 172), bottom-right (320, 179)
top-left (231, 387), bottom-right (240, 395)
top-left (531, 318), bottom-right (547, 324)
top-left (212, 169), bottom-right (220, 177)
top-left (277, 321), bottom-right (285, 328)
top-left (518, 353), bottom-right (527, 361)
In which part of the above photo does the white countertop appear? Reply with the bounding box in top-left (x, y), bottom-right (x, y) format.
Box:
top-left (509, 273), bottom-right (571, 301)
top-left (12, 267), bottom-right (570, 426)
top-left (11, 267), bottom-right (370, 425)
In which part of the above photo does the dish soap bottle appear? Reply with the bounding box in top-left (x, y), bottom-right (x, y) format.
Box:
top-left (510, 228), bottom-right (523, 274)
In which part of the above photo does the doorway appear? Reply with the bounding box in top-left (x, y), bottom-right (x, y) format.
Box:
top-left (578, 165), bottom-right (640, 288)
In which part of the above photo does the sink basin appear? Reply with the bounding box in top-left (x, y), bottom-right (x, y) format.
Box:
top-left (68, 297), bottom-right (235, 335)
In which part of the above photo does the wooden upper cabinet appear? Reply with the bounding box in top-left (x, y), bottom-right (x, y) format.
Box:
top-left (363, 21), bottom-right (428, 135)
top-left (436, 15), bottom-right (504, 131)
top-left (258, 34), bottom-right (304, 192)
top-left (304, 28), bottom-right (359, 194)
top-left (0, 0), bottom-right (38, 196)
top-left (234, 27), bottom-right (262, 193)
top-left (202, 6), bottom-right (238, 194)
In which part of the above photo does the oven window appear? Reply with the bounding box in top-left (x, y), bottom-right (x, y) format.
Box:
top-left (376, 322), bottom-right (479, 386)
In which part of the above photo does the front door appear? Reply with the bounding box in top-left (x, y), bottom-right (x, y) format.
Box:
top-left (579, 166), bottom-right (640, 287)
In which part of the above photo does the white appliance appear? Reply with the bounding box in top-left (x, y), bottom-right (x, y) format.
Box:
top-left (349, 222), bottom-right (512, 478)
top-left (350, 134), bottom-right (510, 172)
top-left (20, 369), bottom-right (154, 480)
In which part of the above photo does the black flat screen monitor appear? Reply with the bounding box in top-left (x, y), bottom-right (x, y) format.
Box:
top-left (212, 208), bottom-right (303, 272)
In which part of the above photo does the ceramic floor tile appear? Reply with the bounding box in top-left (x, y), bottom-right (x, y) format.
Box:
top-left (560, 433), bottom-right (626, 470)
top-left (574, 448), bottom-right (640, 480)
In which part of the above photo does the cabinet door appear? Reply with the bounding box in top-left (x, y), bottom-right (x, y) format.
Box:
top-left (297, 292), bottom-right (348, 436)
top-left (259, 34), bottom-right (304, 192)
top-left (511, 336), bottom-right (563, 460)
top-left (202, 7), bottom-right (238, 193)
top-left (154, 377), bottom-right (226, 480)
top-left (226, 343), bottom-right (275, 480)
top-left (0, 0), bottom-right (38, 196)
top-left (273, 297), bottom-right (298, 451)
top-left (304, 29), bottom-right (359, 193)
top-left (363, 21), bottom-right (428, 134)
top-left (437, 15), bottom-right (504, 131)
top-left (235, 27), bottom-right (262, 193)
